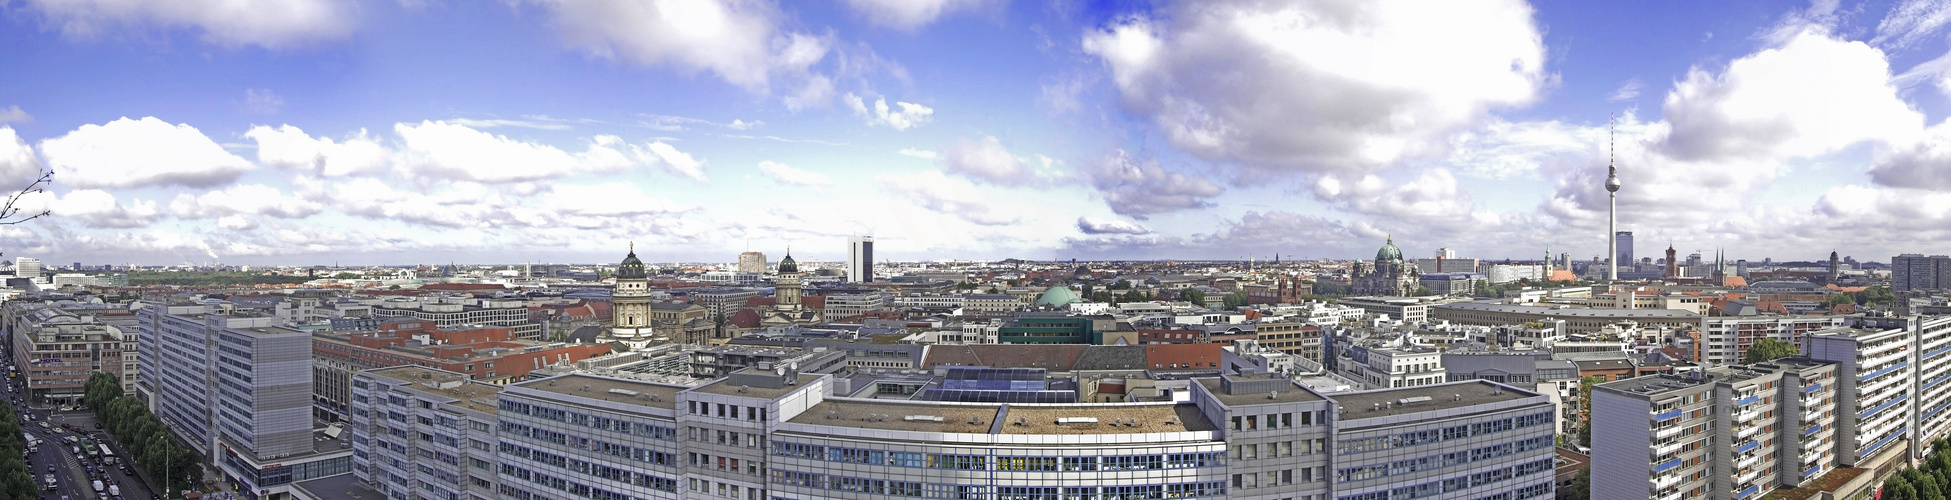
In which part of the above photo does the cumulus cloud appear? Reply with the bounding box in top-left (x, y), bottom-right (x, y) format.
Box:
top-left (0, 128), bottom-right (43, 184)
top-left (839, 0), bottom-right (993, 30)
top-left (170, 184), bottom-right (324, 219)
top-left (1081, 150), bottom-right (1222, 219)
top-left (942, 136), bottom-right (1033, 186)
top-left (1082, 0), bottom-right (1546, 175)
top-left (446, 118), bottom-right (572, 130)
top-left (1062, 211), bottom-right (1365, 260)
top-left (845, 93), bottom-right (933, 130)
top-left (0, 106), bottom-right (31, 124)
top-left (23, 189), bottom-right (161, 228)
top-left (38, 117), bottom-right (253, 188)
top-left (22, 0), bottom-right (357, 49)
top-left (528, 0), bottom-right (833, 106)
top-left (897, 148), bottom-right (937, 159)
top-left (392, 121), bottom-right (706, 183)
top-left (245, 125), bottom-right (391, 177)
top-left (1870, 120), bottom-right (1951, 190)
top-left (1444, 119), bottom-right (1591, 179)
top-left (756, 160), bottom-right (832, 187)
top-left (1076, 216), bottom-right (1148, 235)
top-left (1608, 79), bottom-right (1642, 102)
top-left (877, 170), bottom-right (1018, 226)
top-left (1660, 29), bottom-right (1922, 162)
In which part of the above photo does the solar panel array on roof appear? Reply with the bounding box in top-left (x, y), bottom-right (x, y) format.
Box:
top-left (917, 389), bottom-right (1077, 404)
top-left (940, 367), bottom-right (1049, 391)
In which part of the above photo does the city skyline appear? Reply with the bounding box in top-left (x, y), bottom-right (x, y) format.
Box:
top-left (7, 1), bottom-right (1951, 265)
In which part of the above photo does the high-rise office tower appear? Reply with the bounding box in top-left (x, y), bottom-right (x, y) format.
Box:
top-left (738, 251), bottom-right (767, 274)
top-left (15, 257), bottom-right (41, 278)
top-left (1614, 231), bottom-right (1633, 271)
top-left (849, 236), bottom-right (874, 283)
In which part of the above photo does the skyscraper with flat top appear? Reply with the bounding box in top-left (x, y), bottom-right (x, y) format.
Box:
top-left (849, 236), bottom-right (874, 283)
top-left (1614, 231), bottom-right (1633, 270)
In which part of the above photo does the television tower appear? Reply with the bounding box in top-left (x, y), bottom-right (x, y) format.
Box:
top-left (1605, 116), bottom-right (1622, 281)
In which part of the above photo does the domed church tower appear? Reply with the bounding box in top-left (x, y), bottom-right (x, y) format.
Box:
top-left (607, 243), bottom-right (657, 348)
top-left (776, 248), bottom-right (802, 312)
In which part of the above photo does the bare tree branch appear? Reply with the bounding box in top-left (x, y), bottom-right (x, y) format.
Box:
top-left (0, 170), bottom-right (52, 226)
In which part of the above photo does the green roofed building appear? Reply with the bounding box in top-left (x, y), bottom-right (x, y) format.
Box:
top-left (1034, 285), bottom-right (1081, 308)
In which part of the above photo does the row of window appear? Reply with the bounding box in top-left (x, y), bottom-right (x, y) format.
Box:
top-left (1337, 411), bottom-right (1552, 455)
top-left (499, 444), bottom-right (681, 494)
top-left (499, 399), bottom-right (679, 440)
top-left (769, 477), bottom-right (1228, 500)
top-left (771, 442), bottom-right (1222, 471)
top-left (1335, 458), bottom-right (1555, 500)
top-left (1341, 435), bottom-right (1555, 480)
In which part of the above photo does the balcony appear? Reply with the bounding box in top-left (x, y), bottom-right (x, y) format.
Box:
top-left (1738, 470), bottom-right (1763, 485)
top-left (1738, 425), bottom-right (1761, 439)
top-left (1737, 395), bottom-right (1761, 407)
top-left (1656, 425), bottom-right (1684, 439)
top-left (1735, 409), bottom-right (1759, 421)
top-left (1654, 441), bottom-right (1683, 456)
top-left (1737, 440), bottom-right (1760, 454)
top-left (1654, 473), bottom-right (1682, 490)
top-left (1738, 454), bottom-right (1761, 469)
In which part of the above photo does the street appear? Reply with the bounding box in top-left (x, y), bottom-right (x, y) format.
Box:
top-left (3, 358), bottom-right (158, 500)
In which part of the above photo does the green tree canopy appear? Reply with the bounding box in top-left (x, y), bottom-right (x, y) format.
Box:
top-left (1743, 338), bottom-right (1799, 364)
top-left (1181, 289), bottom-right (1206, 305)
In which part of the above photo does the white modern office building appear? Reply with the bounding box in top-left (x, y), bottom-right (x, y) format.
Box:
top-left (139, 301), bottom-right (352, 499)
top-left (848, 236), bottom-right (874, 283)
top-left (352, 366), bottom-right (503, 500)
top-left (352, 365), bottom-right (1555, 500)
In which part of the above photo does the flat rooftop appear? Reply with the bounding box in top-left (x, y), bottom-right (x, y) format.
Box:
top-left (788, 400), bottom-right (998, 433)
top-left (1000, 405), bottom-right (1216, 435)
top-left (1436, 301), bottom-right (1700, 318)
top-left (784, 399), bottom-right (1218, 435)
top-left (364, 365), bottom-right (501, 415)
top-left (1194, 377), bottom-right (1325, 406)
top-left (293, 471), bottom-right (383, 500)
top-left (515, 373), bottom-right (686, 410)
top-left (1329, 380), bottom-right (1537, 419)
top-left (690, 375), bottom-right (808, 399)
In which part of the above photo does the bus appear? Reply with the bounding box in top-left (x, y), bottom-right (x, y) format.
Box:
top-left (97, 444), bottom-right (113, 465)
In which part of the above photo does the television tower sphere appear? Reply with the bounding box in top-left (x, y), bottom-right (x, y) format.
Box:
top-left (1605, 167), bottom-right (1621, 193)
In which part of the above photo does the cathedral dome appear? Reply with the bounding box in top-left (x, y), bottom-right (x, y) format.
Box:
top-left (617, 246), bottom-right (647, 280)
top-left (1375, 237), bottom-right (1403, 263)
top-left (777, 253), bottom-right (798, 274)
top-left (1035, 286), bottom-right (1081, 308)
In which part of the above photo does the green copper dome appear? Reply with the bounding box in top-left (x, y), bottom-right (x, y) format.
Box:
top-left (1375, 236), bottom-right (1403, 263)
top-left (777, 252), bottom-right (798, 274)
top-left (1035, 285), bottom-right (1081, 308)
top-left (617, 243), bottom-right (647, 280)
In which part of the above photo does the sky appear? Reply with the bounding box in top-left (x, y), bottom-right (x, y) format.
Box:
top-left (6, 0), bottom-right (1951, 266)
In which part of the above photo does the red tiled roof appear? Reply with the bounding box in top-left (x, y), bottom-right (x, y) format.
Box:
top-left (729, 309), bottom-right (762, 328)
top-left (744, 296), bottom-right (777, 307)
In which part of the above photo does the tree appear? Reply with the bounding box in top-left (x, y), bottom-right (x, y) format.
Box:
top-left (1743, 338), bottom-right (1799, 364)
top-left (712, 312), bottom-right (729, 339)
top-left (1091, 291), bottom-right (1115, 304)
top-left (1181, 289), bottom-right (1206, 305)
top-left (1120, 289), bottom-right (1147, 303)
top-left (1222, 291), bottom-right (1249, 309)
top-left (1413, 286), bottom-right (1437, 297)
top-left (985, 287), bottom-right (1002, 294)
top-left (1110, 279), bottom-right (1131, 290)
top-left (1577, 376), bottom-right (1602, 448)
top-left (1555, 468), bottom-right (1589, 500)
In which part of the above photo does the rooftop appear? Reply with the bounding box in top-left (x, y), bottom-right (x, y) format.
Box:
top-left (364, 366), bottom-right (501, 415)
top-left (783, 399), bottom-right (1218, 435)
top-left (690, 374), bottom-right (809, 399)
top-left (1329, 380), bottom-right (1537, 419)
top-left (515, 373), bottom-right (686, 410)
top-left (999, 404), bottom-right (1216, 435)
top-left (293, 470), bottom-right (384, 500)
top-left (788, 399), bottom-right (998, 433)
top-left (1437, 301), bottom-right (1700, 318)
top-left (1194, 377), bottom-right (1326, 406)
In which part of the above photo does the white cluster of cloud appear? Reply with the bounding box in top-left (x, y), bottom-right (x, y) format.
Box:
top-left (1081, 0), bottom-right (1547, 176)
top-left (845, 93), bottom-right (934, 130)
top-left (20, 0), bottom-right (357, 48)
top-left (756, 160), bottom-right (832, 187)
top-left (838, 0), bottom-right (994, 30)
top-left (527, 0), bottom-right (841, 110)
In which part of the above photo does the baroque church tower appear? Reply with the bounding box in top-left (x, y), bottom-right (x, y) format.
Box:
top-left (607, 243), bottom-right (657, 348)
top-left (776, 248), bottom-right (802, 312)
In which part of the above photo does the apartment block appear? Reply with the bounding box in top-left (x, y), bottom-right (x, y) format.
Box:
top-left (1591, 358), bottom-right (1836, 500)
top-left (4, 301), bottom-right (133, 405)
top-left (1806, 321), bottom-right (1915, 466)
top-left (1698, 315), bottom-right (1849, 366)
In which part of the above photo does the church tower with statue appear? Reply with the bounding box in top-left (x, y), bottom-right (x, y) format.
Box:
top-left (604, 243), bottom-right (659, 349)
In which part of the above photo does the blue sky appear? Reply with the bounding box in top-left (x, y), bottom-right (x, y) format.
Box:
top-left (3, 0), bottom-right (1951, 266)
